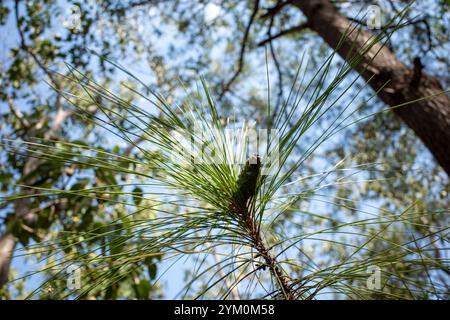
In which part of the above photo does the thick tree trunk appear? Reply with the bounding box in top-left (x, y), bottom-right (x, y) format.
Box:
top-left (291, 0), bottom-right (450, 175)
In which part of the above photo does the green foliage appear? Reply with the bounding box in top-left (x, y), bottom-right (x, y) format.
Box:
top-left (3, 25), bottom-right (448, 298)
top-left (0, 0), bottom-right (448, 300)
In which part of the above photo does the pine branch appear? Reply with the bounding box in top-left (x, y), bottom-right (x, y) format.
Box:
top-left (230, 155), bottom-right (295, 299)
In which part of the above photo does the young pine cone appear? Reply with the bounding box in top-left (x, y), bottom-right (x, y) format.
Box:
top-left (232, 155), bottom-right (261, 212)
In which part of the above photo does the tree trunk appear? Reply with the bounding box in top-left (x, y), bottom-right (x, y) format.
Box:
top-left (291, 0), bottom-right (450, 175)
top-left (0, 161), bottom-right (38, 289)
top-left (0, 233), bottom-right (16, 289)
top-left (0, 106), bottom-right (70, 289)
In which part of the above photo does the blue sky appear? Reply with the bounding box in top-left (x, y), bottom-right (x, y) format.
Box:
top-left (1, 0), bottom-right (448, 299)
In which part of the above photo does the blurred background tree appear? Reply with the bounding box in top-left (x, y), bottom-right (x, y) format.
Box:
top-left (0, 0), bottom-right (448, 299)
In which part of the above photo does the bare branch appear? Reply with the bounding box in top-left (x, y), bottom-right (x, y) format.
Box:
top-left (218, 0), bottom-right (260, 101)
top-left (260, 1), bottom-right (289, 19)
top-left (14, 0), bottom-right (59, 89)
top-left (7, 97), bottom-right (30, 129)
top-left (265, 9), bottom-right (285, 120)
top-left (257, 22), bottom-right (309, 47)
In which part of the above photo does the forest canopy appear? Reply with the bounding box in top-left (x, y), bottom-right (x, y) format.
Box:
top-left (0, 0), bottom-right (448, 300)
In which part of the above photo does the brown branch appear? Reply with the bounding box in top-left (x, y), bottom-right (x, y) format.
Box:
top-left (420, 19), bottom-right (433, 54)
top-left (45, 107), bottom-right (71, 140)
top-left (14, 0), bottom-right (65, 119)
top-left (257, 22), bottom-right (310, 47)
top-left (260, 1), bottom-right (289, 19)
top-left (242, 210), bottom-right (294, 300)
top-left (7, 97), bottom-right (30, 129)
top-left (230, 159), bottom-right (294, 299)
top-left (124, 136), bottom-right (146, 156)
top-left (107, 0), bottom-right (168, 12)
top-left (14, 0), bottom-right (59, 90)
top-left (289, 0), bottom-right (450, 175)
top-left (265, 6), bottom-right (285, 121)
top-left (218, 0), bottom-right (260, 101)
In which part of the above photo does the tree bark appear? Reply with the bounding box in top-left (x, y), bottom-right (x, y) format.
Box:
top-left (0, 233), bottom-right (16, 289)
top-left (290, 0), bottom-right (450, 175)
